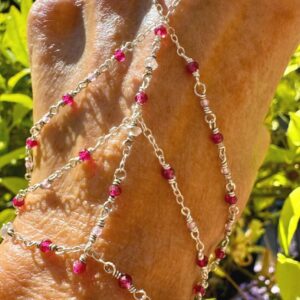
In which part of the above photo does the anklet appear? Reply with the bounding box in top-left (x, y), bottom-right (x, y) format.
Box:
top-left (1, 1), bottom-right (240, 299)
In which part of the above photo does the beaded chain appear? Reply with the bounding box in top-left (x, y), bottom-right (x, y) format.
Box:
top-left (0, 1), bottom-right (240, 299)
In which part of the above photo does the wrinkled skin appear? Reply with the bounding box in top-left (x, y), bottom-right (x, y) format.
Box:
top-left (0, 1), bottom-right (300, 299)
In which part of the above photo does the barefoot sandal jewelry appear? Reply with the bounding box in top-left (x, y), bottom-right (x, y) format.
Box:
top-left (1, 1), bottom-right (239, 299)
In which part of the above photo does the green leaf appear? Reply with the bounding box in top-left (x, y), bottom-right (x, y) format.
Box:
top-left (284, 64), bottom-right (300, 77)
top-left (11, 103), bottom-right (31, 128)
top-left (0, 93), bottom-right (32, 109)
top-left (0, 177), bottom-right (27, 194)
top-left (0, 74), bottom-right (6, 91)
top-left (7, 68), bottom-right (30, 91)
top-left (0, 147), bottom-right (25, 169)
top-left (21, 0), bottom-right (33, 19)
top-left (3, 6), bottom-right (29, 66)
top-left (0, 118), bottom-right (9, 152)
top-left (263, 144), bottom-right (294, 164)
top-left (278, 187), bottom-right (300, 255)
top-left (276, 254), bottom-right (300, 300)
top-left (287, 111), bottom-right (300, 149)
top-left (0, 209), bottom-right (15, 226)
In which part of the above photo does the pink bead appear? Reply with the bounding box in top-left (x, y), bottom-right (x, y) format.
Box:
top-left (187, 221), bottom-right (196, 231)
top-left (25, 160), bottom-right (33, 169)
top-left (161, 167), bottom-right (175, 180)
top-left (12, 197), bottom-right (25, 208)
top-left (200, 100), bottom-right (209, 107)
top-left (79, 149), bottom-right (91, 161)
top-left (186, 61), bottom-right (199, 73)
top-left (114, 49), bottom-right (126, 62)
top-left (193, 284), bottom-right (206, 296)
top-left (211, 132), bottom-right (223, 144)
top-left (225, 194), bottom-right (238, 205)
top-left (215, 248), bottom-right (226, 259)
top-left (91, 226), bottom-right (102, 237)
top-left (109, 184), bottom-right (122, 197)
top-left (154, 25), bottom-right (167, 38)
top-left (62, 94), bottom-right (74, 106)
top-left (196, 255), bottom-right (208, 268)
top-left (73, 260), bottom-right (86, 274)
top-left (40, 239), bottom-right (52, 253)
top-left (118, 274), bottom-right (133, 289)
top-left (221, 167), bottom-right (230, 175)
top-left (26, 138), bottom-right (38, 149)
top-left (135, 91), bottom-right (148, 105)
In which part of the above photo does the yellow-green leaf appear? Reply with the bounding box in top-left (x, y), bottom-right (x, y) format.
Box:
top-left (0, 93), bottom-right (32, 109)
top-left (276, 254), bottom-right (300, 300)
top-left (0, 177), bottom-right (27, 194)
top-left (278, 188), bottom-right (300, 255)
top-left (0, 147), bottom-right (25, 168)
top-left (287, 111), bottom-right (300, 149)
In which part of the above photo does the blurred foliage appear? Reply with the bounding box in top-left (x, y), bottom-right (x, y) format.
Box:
top-left (0, 1), bottom-right (300, 299)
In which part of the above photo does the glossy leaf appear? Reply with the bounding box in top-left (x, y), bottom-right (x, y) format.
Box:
top-left (278, 187), bottom-right (300, 255)
top-left (287, 111), bottom-right (300, 149)
top-left (0, 93), bottom-right (32, 108)
top-left (276, 254), bottom-right (300, 300)
top-left (7, 68), bottom-right (30, 91)
top-left (0, 177), bottom-right (27, 194)
top-left (0, 147), bottom-right (25, 169)
top-left (0, 209), bottom-right (15, 227)
top-left (3, 5), bottom-right (28, 66)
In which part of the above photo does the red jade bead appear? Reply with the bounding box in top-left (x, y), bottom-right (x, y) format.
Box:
top-left (215, 248), bottom-right (226, 259)
top-left (62, 94), bottom-right (74, 106)
top-left (26, 138), bottom-right (38, 149)
top-left (135, 91), bottom-right (148, 105)
top-left (161, 166), bottom-right (175, 180)
top-left (154, 25), bottom-right (168, 38)
top-left (12, 197), bottom-right (25, 208)
top-left (73, 260), bottom-right (86, 274)
top-left (79, 149), bottom-right (91, 161)
top-left (186, 61), bottom-right (199, 73)
top-left (193, 284), bottom-right (206, 296)
top-left (109, 184), bottom-right (122, 197)
top-left (225, 194), bottom-right (238, 204)
top-left (114, 49), bottom-right (126, 62)
top-left (40, 239), bottom-right (53, 253)
top-left (211, 132), bottom-right (223, 144)
top-left (118, 274), bottom-right (133, 289)
top-left (196, 255), bottom-right (208, 268)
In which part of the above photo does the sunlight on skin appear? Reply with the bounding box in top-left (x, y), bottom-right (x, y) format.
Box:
top-left (0, 0), bottom-right (300, 299)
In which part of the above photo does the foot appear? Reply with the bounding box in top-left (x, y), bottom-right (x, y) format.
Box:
top-left (0, 0), bottom-right (300, 299)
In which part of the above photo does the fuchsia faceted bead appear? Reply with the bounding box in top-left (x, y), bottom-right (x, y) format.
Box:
top-left (186, 61), bottom-right (199, 73)
top-left (193, 284), bottom-right (206, 296)
top-left (62, 94), bottom-right (74, 106)
top-left (40, 239), bottom-right (53, 253)
top-left (225, 194), bottom-right (238, 205)
top-left (109, 184), bottom-right (122, 197)
top-left (26, 138), bottom-right (38, 149)
top-left (154, 25), bottom-right (168, 38)
top-left (12, 197), bottom-right (25, 208)
top-left (215, 248), bottom-right (226, 259)
top-left (196, 255), bottom-right (208, 268)
top-left (135, 91), bottom-right (148, 105)
top-left (79, 149), bottom-right (91, 161)
top-left (118, 274), bottom-right (133, 289)
top-left (114, 49), bottom-right (126, 62)
top-left (211, 132), bottom-right (224, 144)
top-left (161, 167), bottom-right (175, 180)
top-left (73, 260), bottom-right (86, 274)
